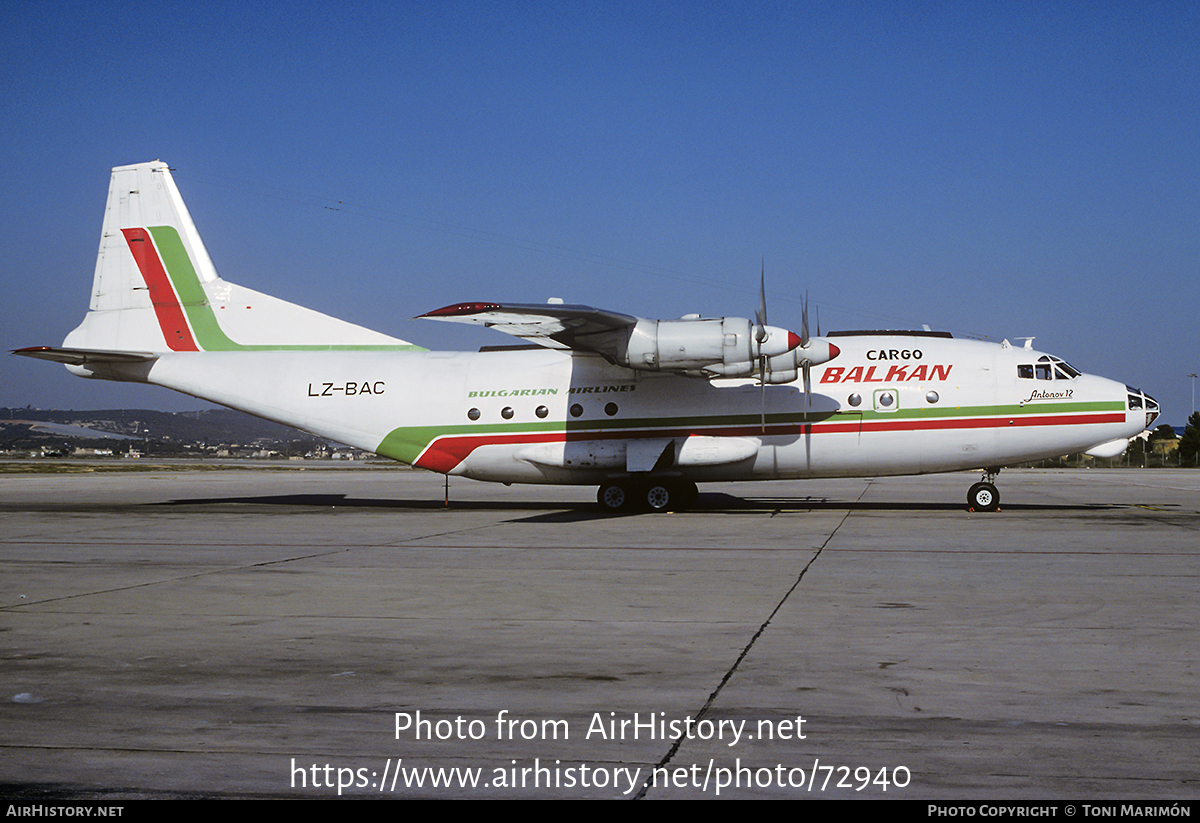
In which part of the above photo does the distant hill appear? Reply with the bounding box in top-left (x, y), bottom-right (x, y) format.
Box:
top-left (0, 407), bottom-right (318, 446)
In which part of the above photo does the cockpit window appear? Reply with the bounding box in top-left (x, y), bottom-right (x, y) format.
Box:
top-left (1018, 355), bottom-right (1080, 380)
top-left (1056, 360), bottom-right (1081, 378)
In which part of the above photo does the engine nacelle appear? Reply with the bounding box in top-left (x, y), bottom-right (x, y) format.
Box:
top-left (758, 339), bottom-right (842, 384)
top-left (618, 317), bottom-right (800, 374)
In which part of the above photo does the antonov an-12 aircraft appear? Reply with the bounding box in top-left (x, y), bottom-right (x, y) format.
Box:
top-left (17, 161), bottom-right (1161, 512)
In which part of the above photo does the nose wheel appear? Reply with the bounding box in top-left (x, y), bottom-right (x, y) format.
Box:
top-left (967, 481), bottom-right (1000, 512)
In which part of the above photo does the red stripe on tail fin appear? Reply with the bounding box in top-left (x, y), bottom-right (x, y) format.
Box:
top-left (122, 228), bottom-right (200, 351)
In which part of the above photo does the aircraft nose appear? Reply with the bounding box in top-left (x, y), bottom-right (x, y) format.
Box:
top-left (1126, 385), bottom-right (1161, 429)
top-left (1144, 391), bottom-right (1161, 428)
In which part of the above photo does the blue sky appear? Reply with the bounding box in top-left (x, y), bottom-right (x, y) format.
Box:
top-left (2, 1), bottom-right (1197, 423)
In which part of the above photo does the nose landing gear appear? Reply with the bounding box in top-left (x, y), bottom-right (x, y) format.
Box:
top-left (967, 468), bottom-right (1002, 512)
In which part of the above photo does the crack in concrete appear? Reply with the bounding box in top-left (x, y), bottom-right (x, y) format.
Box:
top-left (633, 480), bottom-right (871, 799)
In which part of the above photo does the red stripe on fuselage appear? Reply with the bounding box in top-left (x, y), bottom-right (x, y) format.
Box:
top-left (412, 411), bottom-right (1126, 473)
top-left (121, 228), bottom-right (199, 352)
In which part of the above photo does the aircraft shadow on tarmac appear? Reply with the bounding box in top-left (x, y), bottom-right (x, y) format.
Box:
top-left (155, 492), bottom-right (1108, 522)
top-left (509, 495), bottom-right (1110, 522)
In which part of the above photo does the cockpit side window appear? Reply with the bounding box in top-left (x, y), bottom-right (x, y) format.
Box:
top-left (1056, 360), bottom-right (1081, 378)
top-left (1019, 356), bottom-right (1080, 380)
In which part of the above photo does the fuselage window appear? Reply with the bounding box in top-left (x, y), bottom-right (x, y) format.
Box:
top-left (1018, 365), bottom-right (1034, 379)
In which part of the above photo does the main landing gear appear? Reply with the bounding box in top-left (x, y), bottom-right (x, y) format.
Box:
top-left (967, 468), bottom-right (1002, 513)
top-left (597, 477), bottom-right (699, 513)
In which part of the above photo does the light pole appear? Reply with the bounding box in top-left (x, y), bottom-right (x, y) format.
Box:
top-left (1190, 373), bottom-right (1197, 415)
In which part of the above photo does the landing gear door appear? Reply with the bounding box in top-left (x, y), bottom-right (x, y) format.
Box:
top-left (627, 438), bottom-right (673, 472)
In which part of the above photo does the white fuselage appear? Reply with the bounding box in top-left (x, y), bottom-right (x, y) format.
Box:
top-left (126, 332), bottom-right (1144, 485)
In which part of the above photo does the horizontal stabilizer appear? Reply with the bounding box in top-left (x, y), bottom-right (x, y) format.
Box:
top-left (13, 346), bottom-right (157, 366)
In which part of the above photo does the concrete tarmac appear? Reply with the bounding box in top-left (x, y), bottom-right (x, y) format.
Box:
top-left (1, 465), bottom-right (1197, 799)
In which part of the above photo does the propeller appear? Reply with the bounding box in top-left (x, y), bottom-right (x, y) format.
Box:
top-left (801, 292), bottom-right (811, 409)
top-left (756, 265), bottom-right (768, 431)
top-left (800, 291), bottom-right (809, 348)
top-left (753, 270), bottom-right (838, 423)
top-left (755, 264), bottom-right (768, 344)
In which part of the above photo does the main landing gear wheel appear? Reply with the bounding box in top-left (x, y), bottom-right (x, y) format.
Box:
top-left (645, 481), bottom-right (672, 511)
top-left (598, 482), bottom-right (630, 512)
top-left (642, 479), bottom-right (699, 512)
top-left (967, 482), bottom-right (1000, 513)
top-left (597, 479), bottom-right (699, 513)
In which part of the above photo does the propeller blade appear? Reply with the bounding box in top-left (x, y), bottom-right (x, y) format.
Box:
top-left (757, 263), bottom-right (767, 431)
top-left (760, 355), bottom-right (767, 432)
top-left (755, 264), bottom-right (768, 344)
top-left (803, 361), bottom-right (811, 409)
top-left (801, 292), bottom-right (810, 349)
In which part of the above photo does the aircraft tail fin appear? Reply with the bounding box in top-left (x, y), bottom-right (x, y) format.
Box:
top-left (62, 161), bottom-right (419, 354)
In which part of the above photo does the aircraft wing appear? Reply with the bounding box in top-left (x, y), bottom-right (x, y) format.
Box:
top-left (13, 346), bottom-right (158, 365)
top-left (418, 302), bottom-right (638, 355)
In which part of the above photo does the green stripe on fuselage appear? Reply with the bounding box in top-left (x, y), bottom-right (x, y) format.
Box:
top-left (853, 399), bottom-right (1122, 420)
top-left (374, 400), bottom-right (1123, 465)
top-left (375, 410), bottom-right (838, 463)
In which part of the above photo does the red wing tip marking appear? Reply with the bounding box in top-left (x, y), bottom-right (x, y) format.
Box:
top-left (418, 302), bottom-right (503, 318)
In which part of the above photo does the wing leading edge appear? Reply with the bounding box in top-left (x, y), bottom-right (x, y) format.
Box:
top-left (418, 302), bottom-right (638, 355)
top-left (419, 300), bottom-right (835, 383)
